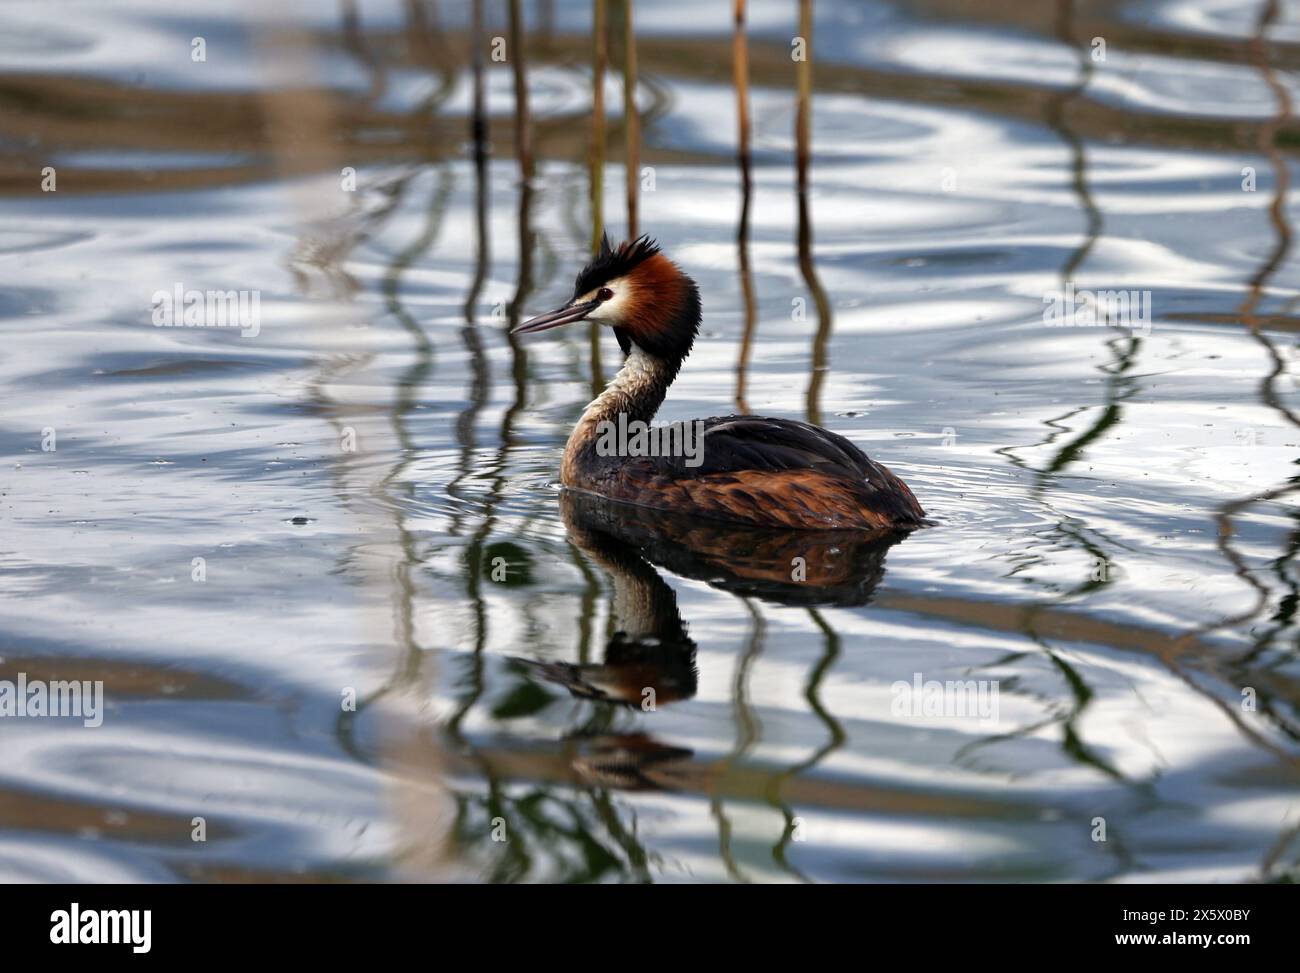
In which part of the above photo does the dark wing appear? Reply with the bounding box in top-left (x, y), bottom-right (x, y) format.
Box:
top-left (693, 416), bottom-right (884, 477)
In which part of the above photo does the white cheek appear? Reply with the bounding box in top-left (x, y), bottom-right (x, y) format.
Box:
top-left (586, 281), bottom-right (630, 323)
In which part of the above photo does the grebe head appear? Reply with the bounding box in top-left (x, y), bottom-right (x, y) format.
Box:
top-left (513, 233), bottom-right (701, 367)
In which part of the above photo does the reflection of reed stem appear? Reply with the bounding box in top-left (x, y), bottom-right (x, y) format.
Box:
top-left (767, 605), bottom-right (842, 882)
top-left (1051, 0), bottom-right (1100, 287)
top-left (733, 0), bottom-right (757, 413)
top-left (1156, 1), bottom-right (1300, 711)
top-left (365, 171), bottom-right (453, 755)
top-left (1239, 0), bottom-right (1298, 426)
top-left (795, 0), bottom-right (832, 426)
top-left (623, 0), bottom-right (640, 238)
top-left (447, 0), bottom-right (492, 740)
top-left (1179, 0), bottom-right (1300, 805)
top-left (448, 0), bottom-right (493, 540)
top-left (709, 596), bottom-right (765, 884)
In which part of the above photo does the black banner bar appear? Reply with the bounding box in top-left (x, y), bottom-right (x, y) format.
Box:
top-left (0, 882), bottom-right (1281, 958)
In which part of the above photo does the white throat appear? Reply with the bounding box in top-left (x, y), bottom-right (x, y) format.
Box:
top-left (562, 343), bottom-right (672, 486)
top-left (579, 345), bottom-right (662, 423)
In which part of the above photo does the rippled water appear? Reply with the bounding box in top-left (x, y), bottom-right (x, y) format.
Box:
top-left (2, 0), bottom-right (1299, 883)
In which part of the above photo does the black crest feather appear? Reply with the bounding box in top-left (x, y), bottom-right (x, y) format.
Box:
top-left (573, 234), bottom-right (662, 299)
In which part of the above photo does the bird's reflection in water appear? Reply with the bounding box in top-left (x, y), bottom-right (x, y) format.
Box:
top-left (512, 490), bottom-right (909, 791)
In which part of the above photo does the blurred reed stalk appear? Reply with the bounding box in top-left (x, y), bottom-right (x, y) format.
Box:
top-left (255, 11), bottom-right (450, 877)
top-left (590, 0), bottom-right (607, 252)
top-left (622, 0), bottom-right (640, 238)
top-left (452, 0), bottom-right (492, 538)
top-left (507, 0), bottom-right (533, 414)
top-left (538, 0), bottom-right (555, 42)
top-left (795, 0), bottom-right (832, 426)
top-left (463, 0), bottom-right (490, 320)
top-left (1194, 0), bottom-right (1300, 691)
top-left (340, 0), bottom-right (380, 101)
top-left (590, 0), bottom-right (608, 393)
top-left (451, 0), bottom-right (491, 524)
top-left (508, 0), bottom-right (533, 182)
top-left (404, 0), bottom-right (428, 36)
top-left (733, 0), bottom-right (756, 413)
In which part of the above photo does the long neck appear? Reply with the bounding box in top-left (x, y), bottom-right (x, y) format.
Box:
top-left (561, 346), bottom-right (675, 486)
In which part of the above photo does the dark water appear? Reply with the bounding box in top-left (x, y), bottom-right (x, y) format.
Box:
top-left (2, 0), bottom-right (1299, 882)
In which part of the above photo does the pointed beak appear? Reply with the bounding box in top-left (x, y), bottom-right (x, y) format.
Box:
top-left (511, 298), bottom-right (601, 335)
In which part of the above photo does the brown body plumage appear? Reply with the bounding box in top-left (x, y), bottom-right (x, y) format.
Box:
top-left (514, 235), bottom-right (926, 532)
top-left (594, 466), bottom-right (919, 530)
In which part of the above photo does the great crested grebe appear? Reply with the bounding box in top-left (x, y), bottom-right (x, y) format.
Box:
top-left (513, 235), bottom-right (926, 531)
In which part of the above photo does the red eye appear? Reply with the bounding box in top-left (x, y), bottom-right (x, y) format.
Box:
top-left (597, 287), bottom-right (614, 301)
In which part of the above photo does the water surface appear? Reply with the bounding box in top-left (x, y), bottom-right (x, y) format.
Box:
top-left (1, 0), bottom-right (1299, 883)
